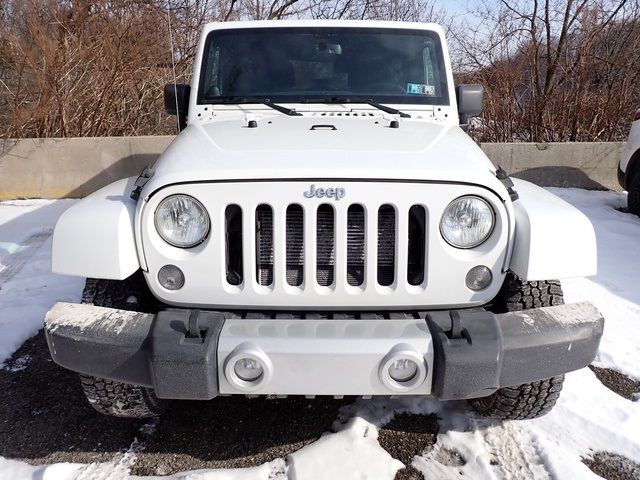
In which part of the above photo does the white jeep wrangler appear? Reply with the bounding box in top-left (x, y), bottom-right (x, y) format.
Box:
top-left (45, 20), bottom-right (603, 420)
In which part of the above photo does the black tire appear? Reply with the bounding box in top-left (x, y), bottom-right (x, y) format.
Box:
top-left (470, 375), bottom-right (565, 420)
top-left (82, 270), bottom-right (162, 314)
top-left (80, 375), bottom-right (170, 418)
top-left (79, 271), bottom-right (170, 418)
top-left (628, 167), bottom-right (640, 216)
top-left (470, 273), bottom-right (565, 420)
top-left (489, 272), bottom-right (564, 314)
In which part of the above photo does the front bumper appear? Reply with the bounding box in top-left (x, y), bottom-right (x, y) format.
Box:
top-left (44, 302), bottom-right (604, 400)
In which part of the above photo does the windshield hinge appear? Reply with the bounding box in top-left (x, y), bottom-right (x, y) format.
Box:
top-left (130, 165), bottom-right (154, 201)
top-left (495, 166), bottom-right (519, 201)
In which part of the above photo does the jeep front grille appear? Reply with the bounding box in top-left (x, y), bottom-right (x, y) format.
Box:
top-left (226, 202), bottom-right (427, 289)
top-left (143, 181), bottom-right (509, 309)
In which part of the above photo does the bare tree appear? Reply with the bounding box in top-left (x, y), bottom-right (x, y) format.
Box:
top-left (0, 0), bottom-right (176, 137)
top-left (454, 0), bottom-right (640, 142)
top-left (0, 0), bottom-right (319, 138)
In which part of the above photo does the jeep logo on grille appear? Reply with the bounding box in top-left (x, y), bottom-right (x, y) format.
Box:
top-left (303, 184), bottom-right (346, 201)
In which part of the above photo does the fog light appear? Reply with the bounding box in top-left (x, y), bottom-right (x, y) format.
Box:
top-left (388, 358), bottom-right (418, 382)
top-left (233, 358), bottom-right (264, 382)
top-left (224, 343), bottom-right (273, 392)
top-left (158, 264), bottom-right (185, 290)
top-left (465, 265), bottom-right (492, 291)
top-left (379, 344), bottom-right (428, 392)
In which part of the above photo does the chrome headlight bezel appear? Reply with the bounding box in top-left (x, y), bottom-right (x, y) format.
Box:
top-left (154, 194), bottom-right (210, 248)
top-left (439, 195), bottom-right (495, 249)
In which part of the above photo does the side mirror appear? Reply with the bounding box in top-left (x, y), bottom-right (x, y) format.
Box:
top-left (456, 84), bottom-right (483, 131)
top-left (164, 83), bottom-right (191, 131)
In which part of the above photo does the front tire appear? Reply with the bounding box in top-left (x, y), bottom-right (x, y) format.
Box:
top-left (470, 376), bottom-right (565, 420)
top-left (489, 272), bottom-right (564, 313)
top-left (82, 270), bottom-right (162, 314)
top-left (627, 167), bottom-right (640, 215)
top-left (80, 375), bottom-right (170, 418)
top-left (470, 273), bottom-right (565, 420)
top-left (79, 271), bottom-right (170, 418)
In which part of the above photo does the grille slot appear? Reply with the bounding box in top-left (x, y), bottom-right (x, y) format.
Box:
top-left (377, 205), bottom-right (396, 286)
top-left (255, 204), bottom-right (274, 286)
top-left (286, 204), bottom-right (304, 286)
top-left (408, 205), bottom-right (426, 285)
top-left (347, 205), bottom-right (365, 286)
top-left (225, 205), bottom-right (243, 285)
top-left (316, 204), bottom-right (335, 286)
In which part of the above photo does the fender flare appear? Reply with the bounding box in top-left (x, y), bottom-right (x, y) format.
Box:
top-left (52, 177), bottom-right (140, 280)
top-left (509, 179), bottom-right (597, 281)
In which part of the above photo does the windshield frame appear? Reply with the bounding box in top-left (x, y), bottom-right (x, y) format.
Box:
top-left (196, 26), bottom-right (451, 107)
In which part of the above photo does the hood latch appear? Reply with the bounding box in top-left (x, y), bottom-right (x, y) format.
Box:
top-left (495, 166), bottom-right (519, 202)
top-left (130, 165), bottom-right (154, 201)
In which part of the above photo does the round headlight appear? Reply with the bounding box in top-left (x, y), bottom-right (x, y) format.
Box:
top-left (440, 196), bottom-right (494, 248)
top-left (155, 194), bottom-right (210, 248)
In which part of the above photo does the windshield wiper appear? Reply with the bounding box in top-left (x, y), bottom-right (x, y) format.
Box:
top-left (305, 97), bottom-right (411, 118)
top-left (212, 97), bottom-right (301, 116)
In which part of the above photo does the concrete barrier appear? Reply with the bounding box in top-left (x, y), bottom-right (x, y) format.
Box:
top-left (0, 136), bottom-right (625, 200)
top-left (481, 142), bottom-right (624, 191)
top-left (0, 136), bottom-right (173, 200)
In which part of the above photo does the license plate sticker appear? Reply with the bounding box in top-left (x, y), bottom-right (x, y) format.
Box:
top-left (406, 83), bottom-right (435, 96)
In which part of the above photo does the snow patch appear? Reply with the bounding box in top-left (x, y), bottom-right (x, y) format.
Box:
top-left (287, 416), bottom-right (404, 480)
top-left (0, 242), bottom-right (27, 257)
top-left (549, 188), bottom-right (640, 381)
top-left (544, 302), bottom-right (602, 326)
top-left (45, 303), bottom-right (149, 336)
top-left (146, 459), bottom-right (288, 480)
top-left (2, 354), bottom-right (31, 372)
top-left (0, 199), bottom-right (83, 364)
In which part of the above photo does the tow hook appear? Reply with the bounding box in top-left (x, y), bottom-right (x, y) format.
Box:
top-left (186, 309), bottom-right (204, 341)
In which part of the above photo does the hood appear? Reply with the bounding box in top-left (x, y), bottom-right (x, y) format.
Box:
top-left (142, 115), bottom-right (507, 199)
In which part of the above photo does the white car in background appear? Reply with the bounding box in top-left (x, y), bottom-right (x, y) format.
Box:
top-left (618, 108), bottom-right (640, 215)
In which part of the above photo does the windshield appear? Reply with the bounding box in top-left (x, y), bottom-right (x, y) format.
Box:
top-left (198, 27), bottom-right (449, 106)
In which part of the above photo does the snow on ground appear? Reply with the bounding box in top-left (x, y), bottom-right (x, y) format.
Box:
top-left (0, 189), bottom-right (639, 480)
top-left (0, 200), bottom-right (83, 366)
top-left (550, 189), bottom-right (640, 380)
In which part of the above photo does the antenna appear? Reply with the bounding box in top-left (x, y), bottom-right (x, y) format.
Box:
top-left (167, 4), bottom-right (180, 133)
